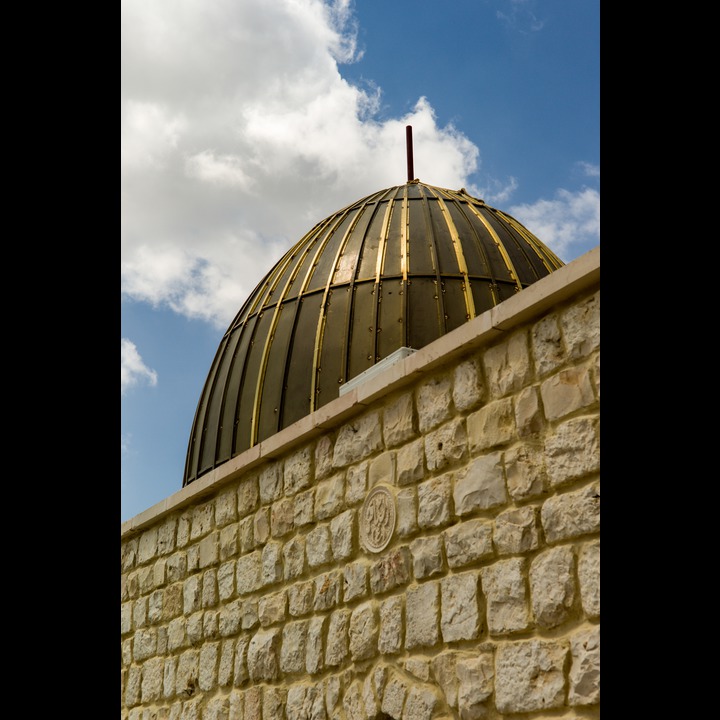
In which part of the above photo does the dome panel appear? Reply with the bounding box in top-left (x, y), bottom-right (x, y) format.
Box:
top-left (183, 182), bottom-right (564, 487)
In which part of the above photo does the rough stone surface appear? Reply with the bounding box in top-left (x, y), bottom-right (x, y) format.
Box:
top-left (443, 518), bottom-right (494, 569)
top-left (395, 438), bottom-right (425, 486)
top-left (466, 398), bottom-right (515, 453)
top-left (383, 391), bottom-right (416, 448)
top-left (424, 418), bottom-right (467, 473)
top-left (453, 452), bottom-right (507, 515)
top-left (405, 582), bottom-right (440, 649)
top-left (494, 639), bottom-right (568, 713)
top-left (480, 558), bottom-right (531, 635)
top-left (416, 373), bottom-right (453, 433)
top-left (540, 367), bottom-right (595, 421)
top-left (544, 416), bottom-right (600, 487)
top-left (378, 594), bottom-right (404, 655)
top-left (440, 572), bottom-right (481, 642)
top-left (541, 481), bottom-right (600, 543)
top-left (410, 535), bottom-right (444, 579)
top-left (578, 540), bottom-right (600, 618)
top-left (247, 628), bottom-right (280, 681)
top-left (332, 411), bottom-right (383, 468)
top-left (369, 547), bottom-right (412, 595)
top-left (568, 626), bottom-right (600, 706)
top-left (529, 545), bottom-right (576, 629)
top-left (494, 506), bottom-right (540, 555)
top-left (504, 443), bottom-right (547, 500)
top-left (456, 653), bottom-right (494, 719)
top-left (417, 474), bottom-right (453, 530)
top-left (453, 356), bottom-right (485, 412)
top-left (482, 331), bottom-right (532, 398)
top-left (349, 601), bottom-right (378, 661)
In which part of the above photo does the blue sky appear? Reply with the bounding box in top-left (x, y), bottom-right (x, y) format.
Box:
top-left (121, 0), bottom-right (600, 524)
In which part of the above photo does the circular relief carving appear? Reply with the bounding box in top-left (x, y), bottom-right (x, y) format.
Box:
top-left (360, 485), bottom-right (396, 553)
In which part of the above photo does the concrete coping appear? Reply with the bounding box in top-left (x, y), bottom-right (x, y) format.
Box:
top-left (121, 244), bottom-right (599, 538)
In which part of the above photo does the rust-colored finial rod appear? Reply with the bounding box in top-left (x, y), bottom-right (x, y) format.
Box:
top-left (406, 125), bottom-right (414, 182)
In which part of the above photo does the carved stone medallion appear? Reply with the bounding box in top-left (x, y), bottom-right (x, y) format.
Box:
top-left (360, 485), bottom-right (396, 553)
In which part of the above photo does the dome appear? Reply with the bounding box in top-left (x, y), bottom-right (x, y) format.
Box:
top-left (183, 179), bottom-right (564, 486)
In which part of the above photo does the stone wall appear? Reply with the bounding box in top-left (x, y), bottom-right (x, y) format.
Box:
top-left (121, 249), bottom-right (600, 720)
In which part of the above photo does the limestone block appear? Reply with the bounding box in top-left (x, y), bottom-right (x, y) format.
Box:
top-left (383, 391), bottom-right (416, 448)
top-left (378, 594), bottom-right (404, 655)
top-left (247, 628), bottom-right (280, 682)
top-left (364, 672), bottom-right (380, 718)
top-left (466, 397), bottom-right (515, 454)
top-left (259, 462), bottom-right (283, 504)
top-left (218, 639), bottom-right (235, 686)
top-left (342, 680), bottom-right (365, 720)
top-left (332, 410), bottom-right (383, 468)
top-left (163, 656), bottom-right (177, 699)
top-left (453, 452), bottom-right (507, 516)
top-left (443, 518), bottom-right (494, 569)
top-left (325, 608), bottom-right (350, 667)
top-left (504, 443), bottom-right (547, 501)
top-left (140, 656), bottom-right (164, 702)
top-left (403, 685), bottom-right (439, 720)
top-left (219, 524), bottom-right (238, 561)
top-left (306, 615), bottom-right (326, 675)
top-left (569, 626), bottom-right (600, 706)
top-left (430, 653), bottom-right (458, 708)
top-left (482, 330), bottom-right (532, 398)
top-left (315, 474), bottom-right (346, 520)
top-left (198, 641), bottom-right (219, 691)
top-left (218, 599), bottom-right (241, 637)
top-left (315, 434), bottom-right (335, 481)
top-left (410, 535), bottom-right (444, 579)
top-left (561, 290), bottom-right (599, 360)
top-left (241, 598), bottom-right (258, 630)
top-left (175, 649), bottom-right (199, 697)
top-left (531, 313), bottom-right (566, 378)
top-left (124, 665), bottom-right (141, 706)
top-left (369, 547), bottom-right (412, 595)
top-left (513, 385), bottom-right (544, 438)
top-left (218, 561), bottom-right (235, 602)
top-left (215, 488), bottom-right (238, 528)
top-left (405, 657), bottom-right (429, 681)
top-left (529, 545), bottom-right (576, 629)
top-left (326, 675), bottom-right (342, 718)
top-left (314, 570), bottom-right (342, 611)
top-left (494, 639), bottom-right (567, 713)
top-left (122, 638), bottom-right (133, 666)
top-left (243, 686), bottom-right (261, 720)
top-left (294, 488), bottom-right (315, 528)
top-left (405, 582), bottom-right (440, 649)
top-left (139, 566), bottom-right (155, 594)
top-left (349, 601), bottom-right (379, 661)
top-left (343, 562), bottom-right (368, 602)
top-left (307, 524), bottom-right (333, 568)
top-left (168, 617), bottom-right (187, 651)
top-left (138, 527), bottom-right (158, 564)
top-left (280, 619), bottom-right (309, 674)
top-left (121, 538), bottom-right (138, 572)
top-left (480, 558), bottom-right (531, 635)
top-left (283, 536), bottom-right (306, 580)
top-left (238, 516), bottom-right (255, 554)
top-left (203, 610), bottom-right (219, 639)
top-left (236, 551), bottom-right (262, 596)
top-left (416, 373), bottom-right (453, 433)
top-left (578, 540), bottom-right (600, 618)
top-left (197, 532), bottom-right (219, 570)
top-left (258, 589), bottom-right (286, 627)
top-left (122, 601), bottom-right (134, 634)
top-left (202, 569), bottom-right (218, 608)
top-left (417, 474), bottom-right (452, 530)
top-left (153, 559), bottom-right (167, 590)
top-left (369, 451), bottom-right (395, 488)
top-left (228, 690), bottom-right (243, 720)
top-left (237, 475), bottom-right (259, 517)
top-left (545, 416), bottom-right (600, 487)
top-left (540, 367), bottom-right (595, 421)
top-left (261, 541), bottom-right (284, 587)
top-left (493, 506), bottom-right (540, 555)
top-left (287, 684), bottom-right (320, 720)
top-left (424, 418), bottom-right (467, 473)
top-left (541, 481), bottom-right (600, 543)
top-left (441, 572), bottom-right (481, 642)
top-left (157, 624), bottom-right (169, 654)
top-left (166, 553), bottom-right (187, 584)
top-left (270, 497), bottom-right (294, 538)
top-left (456, 653), bottom-right (494, 719)
top-left (395, 487), bottom-right (418, 538)
top-left (133, 629), bottom-right (157, 662)
top-left (345, 461), bottom-right (369, 505)
top-left (453, 356), bottom-right (485, 413)
top-left (381, 673), bottom-right (408, 719)
top-left (253, 508), bottom-right (270, 546)
top-left (177, 513), bottom-right (191, 548)
top-left (204, 696), bottom-right (230, 720)
top-left (233, 636), bottom-right (249, 685)
top-left (190, 502), bottom-right (214, 541)
top-left (284, 445), bottom-right (313, 497)
top-left (331, 509), bottom-right (356, 560)
top-left (186, 611), bottom-right (203, 645)
top-left (288, 580), bottom-right (314, 617)
top-left (396, 438), bottom-right (425, 486)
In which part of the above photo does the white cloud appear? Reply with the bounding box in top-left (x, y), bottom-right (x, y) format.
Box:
top-left (121, 338), bottom-right (158, 395)
top-left (121, 0), bottom-right (481, 329)
top-left (509, 186), bottom-right (600, 262)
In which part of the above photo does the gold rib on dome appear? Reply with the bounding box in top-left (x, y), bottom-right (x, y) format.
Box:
top-left (183, 181), bottom-right (565, 487)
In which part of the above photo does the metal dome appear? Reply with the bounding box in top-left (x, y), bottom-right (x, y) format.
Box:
top-left (183, 179), bottom-right (564, 486)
